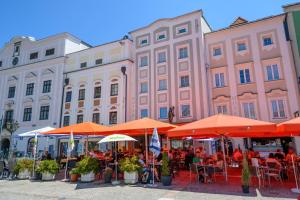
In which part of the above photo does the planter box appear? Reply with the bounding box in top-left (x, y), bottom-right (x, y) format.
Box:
top-left (18, 169), bottom-right (31, 180)
top-left (81, 172), bottom-right (95, 182)
top-left (42, 172), bottom-right (55, 181)
top-left (124, 171), bottom-right (138, 184)
top-left (161, 175), bottom-right (172, 186)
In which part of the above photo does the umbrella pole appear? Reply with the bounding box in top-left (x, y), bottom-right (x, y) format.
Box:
top-left (31, 136), bottom-right (37, 180)
top-left (112, 141), bottom-right (120, 185)
top-left (145, 129), bottom-right (148, 163)
top-left (85, 136), bottom-right (88, 156)
top-left (221, 136), bottom-right (228, 182)
top-left (291, 154), bottom-right (300, 193)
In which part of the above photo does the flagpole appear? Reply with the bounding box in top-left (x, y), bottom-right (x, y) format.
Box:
top-left (152, 154), bottom-right (155, 185)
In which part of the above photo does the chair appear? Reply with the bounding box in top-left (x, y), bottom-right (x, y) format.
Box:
top-left (189, 163), bottom-right (199, 183)
top-left (265, 161), bottom-right (282, 187)
top-left (251, 158), bottom-right (264, 188)
top-left (0, 161), bottom-right (9, 179)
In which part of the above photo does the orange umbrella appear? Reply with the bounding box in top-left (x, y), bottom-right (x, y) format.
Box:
top-left (43, 122), bottom-right (112, 136)
top-left (107, 117), bottom-right (177, 135)
top-left (168, 114), bottom-right (276, 138)
top-left (107, 118), bottom-right (177, 162)
top-left (277, 117), bottom-right (300, 136)
top-left (167, 114), bottom-right (276, 181)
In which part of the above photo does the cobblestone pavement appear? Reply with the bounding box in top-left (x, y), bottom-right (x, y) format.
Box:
top-left (0, 180), bottom-right (297, 200)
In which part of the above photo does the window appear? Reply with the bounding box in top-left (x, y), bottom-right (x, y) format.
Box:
top-left (140, 39), bottom-right (148, 46)
top-left (110, 83), bottom-right (118, 96)
top-left (178, 28), bottom-right (187, 34)
top-left (215, 73), bottom-right (225, 88)
top-left (65, 91), bottom-right (72, 102)
top-left (63, 116), bottom-right (70, 127)
top-left (78, 89), bottom-right (85, 100)
top-left (158, 79), bottom-right (167, 90)
top-left (157, 52), bottom-right (166, 63)
top-left (39, 106), bottom-right (49, 120)
top-left (237, 43), bottom-right (246, 51)
top-left (140, 109), bottom-right (148, 118)
top-left (263, 37), bottom-right (273, 46)
top-left (13, 42), bottom-right (21, 57)
top-left (242, 102), bottom-right (256, 119)
top-left (181, 105), bottom-right (191, 117)
top-left (180, 76), bottom-right (189, 87)
top-left (239, 69), bottom-right (251, 84)
top-left (95, 58), bottom-right (103, 65)
top-left (109, 111), bottom-right (117, 124)
top-left (23, 108), bottom-right (32, 122)
top-left (159, 107), bottom-right (168, 119)
top-left (0, 61), bottom-right (2, 67)
top-left (29, 52), bottom-right (38, 60)
top-left (26, 83), bottom-right (34, 96)
top-left (45, 48), bottom-right (55, 56)
top-left (92, 113), bottom-right (100, 124)
top-left (42, 80), bottom-right (52, 93)
top-left (4, 110), bottom-right (14, 124)
top-left (271, 100), bottom-right (286, 118)
top-left (94, 86), bottom-right (101, 98)
top-left (80, 62), bottom-right (87, 68)
top-left (140, 82), bottom-right (148, 93)
top-left (157, 34), bottom-right (166, 40)
top-left (140, 56), bottom-right (148, 67)
top-left (266, 64), bottom-right (280, 81)
top-left (213, 48), bottom-right (222, 56)
top-left (178, 47), bottom-right (188, 59)
top-left (217, 105), bottom-right (227, 114)
top-left (77, 114), bottom-right (83, 123)
top-left (8, 86), bottom-right (15, 98)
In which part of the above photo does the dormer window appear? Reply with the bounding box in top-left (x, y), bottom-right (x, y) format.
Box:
top-left (237, 43), bottom-right (246, 51)
top-left (178, 28), bottom-right (187, 34)
top-left (140, 39), bottom-right (148, 46)
top-left (13, 42), bottom-right (21, 57)
top-left (157, 34), bottom-right (166, 40)
top-left (80, 62), bottom-right (87, 68)
top-left (30, 52), bottom-right (38, 60)
top-left (263, 37), bottom-right (273, 46)
top-left (95, 58), bottom-right (103, 65)
top-left (45, 48), bottom-right (55, 56)
top-left (213, 48), bottom-right (222, 56)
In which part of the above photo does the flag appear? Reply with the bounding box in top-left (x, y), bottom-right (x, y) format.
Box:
top-left (70, 130), bottom-right (75, 151)
top-left (33, 132), bottom-right (38, 157)
top-left (149, 128), bottom-right (161, 157)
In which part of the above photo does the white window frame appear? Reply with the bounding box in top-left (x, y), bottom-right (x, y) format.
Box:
top-left (266, 64), bottom-right (280, 81)
top-left (242, 102), bottom-right (256, 119)
top-left (176, 24), bottom-right (188, 35)
top-left (214, 73), bottom-right (225, 88)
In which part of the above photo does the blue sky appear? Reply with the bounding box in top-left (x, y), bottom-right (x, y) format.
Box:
top-left (0, 0), bottom-right (298, 46)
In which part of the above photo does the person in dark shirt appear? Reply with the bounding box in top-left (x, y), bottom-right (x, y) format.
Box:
top-left (274, 149), bottom-right (285, 160)
top-left (41, 151), bottom-right (52, 160)
top-left (156, 150), bottom-right (163, 163)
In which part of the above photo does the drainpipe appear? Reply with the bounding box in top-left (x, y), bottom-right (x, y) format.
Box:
top-left (121, 66), bottom-right (127, 122)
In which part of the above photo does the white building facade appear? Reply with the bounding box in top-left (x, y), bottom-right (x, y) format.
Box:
top-left (0, 33), bottom-right (89, 158)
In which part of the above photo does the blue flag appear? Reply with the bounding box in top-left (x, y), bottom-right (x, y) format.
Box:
top-left (149, 128), bottom-right (161, 157)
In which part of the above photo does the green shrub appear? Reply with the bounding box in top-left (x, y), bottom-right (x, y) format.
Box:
top-left (161, 152), bottom-right (170, 176)
top-left (241, 155), bottom-right (251, 186)
top-left (120, 156), bottom-right (141, 172)
top-left (36, 160), bottom-right (59, 174)
top-left (70, 167), bottom-right (80, 175)
top-left (76, 156), bottom-right (99, 175)
top-left (14, 159), bottom-right (34, 174)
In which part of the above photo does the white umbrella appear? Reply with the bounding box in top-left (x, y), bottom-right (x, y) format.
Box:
top-left (18, 127), bottom-right (55, 137)
top-left (98, 134), bottom-right (137, 184)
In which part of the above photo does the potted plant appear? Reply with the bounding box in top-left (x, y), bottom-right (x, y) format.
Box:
top-left (70, 167), bottom-right (80, 182)
top-left (103, 167), bottom-right (113, 183)
top-left (36, 160), bottom-right (59, 181)
top-left (241, 155), bottom-right (251, 193)
top-left (76, 156), bottom-right (99, 182)
top-left (14, 159), bottom-right (34, 179)
top-left (161, 152), bottom-right (172, 186)
top-left (120, 156), bottom-right (141, 184)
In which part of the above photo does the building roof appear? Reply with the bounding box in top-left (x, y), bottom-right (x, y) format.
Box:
top-left (206, 13), bottom-right (286, 35)
top-left (282, 2), bottom-right (300, 8)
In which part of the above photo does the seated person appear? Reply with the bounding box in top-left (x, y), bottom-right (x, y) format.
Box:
top-left (274, 149), bottom-right (285, 161)
top-left (207, 154), bottom-right (224, 183)
top-left (247, 148), bottom-right (255, 160)
top-left (285, 148), bottom-right (297, 163)
top-left (266, 153), bottom-right (282, 168)
top-left (233, 148), bottom-right (243, 162)
top-left (41, 151), bottom-right (52, 160)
